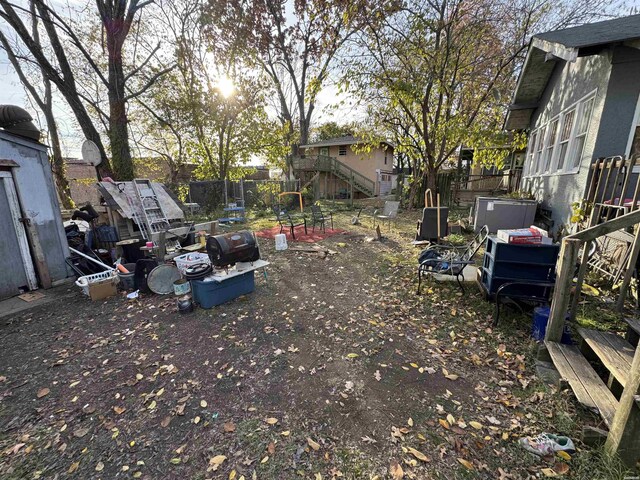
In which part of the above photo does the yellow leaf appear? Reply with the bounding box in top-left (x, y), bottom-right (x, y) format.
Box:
top-left (457, 458), bottom-right (474, 470)
top-left (68, 461), bottom-right (80, 474)
top-left (307, 437), bottom-right (321, 451)
top-left (229, 469), bottom-right (237, 479)
top-left (410, 363), bottom-right (419, 368)
top-left (136, 373), bottom-right (143, 380)
top-left (194, 416), bottom-right (201, 424)
top-left (541, 468), bottom-right (559, 477)
top-left (280, 430), bottom-right (290, 436)
top-left (266, 417), bottom-right (278, 425)
top-left (346, 353), bottom-right (359, 359)
top-left (113, 406), bottom-right (126, 415)
top-left (439, 419), bottom-right (450, 430)
top-left (133, 472), bottom-right (142, 478)
top-left (147, 400), bottom-right (156, 410)
top-left (69, 381), bottom-right (80, 388)
top-left (407, 418), bottom-right (414, 427)
top-left (170, 458), bottom-right (181, 465)
top-left (406, 447), bottom-right (429, 462)
top-left (446, 414), bottom-right (455, 425)
top-left (95, 462), bottom-right (104, 472)
top-left (469, 421), bottom-right (483, 430)
top-left (200, 400), bottom-right (207, 408)
top-left (502, 432), bottom-right (509, 440)
top-left (209, 455), bottom-right (226, 466)
top-left (261, 456), bottom-right (269, 463)
top-left (445, 373), bottom-right (459, 381)
top-left (557, 451), bottom-right (571, 460)
top-left (156, 387), bottom-right (164, 397)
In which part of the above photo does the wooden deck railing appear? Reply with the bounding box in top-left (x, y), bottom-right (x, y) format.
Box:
top-left (545, 208), bottom-right (640, 465)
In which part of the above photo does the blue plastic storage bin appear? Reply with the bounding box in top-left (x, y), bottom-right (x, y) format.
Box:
top-left (532, 306), bottom-right (572, 344)
top-left (191, 271), bottom-right (255, 308)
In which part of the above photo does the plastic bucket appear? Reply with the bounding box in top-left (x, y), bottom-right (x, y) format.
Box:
top-left (275, 233), bottom-right (288, 251)
top-left (173, 278), bottom-right (191, 296)
top-left (117, 263), bottom-right (136, 291)
top-left (532, 306), bottom-right (572, 344)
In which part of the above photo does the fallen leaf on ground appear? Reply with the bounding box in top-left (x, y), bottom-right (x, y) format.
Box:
top-left (554, 463), bottom-right (570, 475)
top-left (95, 461), bottom-right (104, 472)
top-left (223, 421), bottom-right (236, 432)
top-left (390, 459), bottom-right (404, 479)
top-left (469, 421), bottom-right (483, 430)
top-left (113, 406), bottom-right (126, 415)
top-left (68, 461), bottom-right (80, 474)
top-left (37, 388), bottom-right (50, 398)
top-left (170, 458), bottom-right (181, 465)
top-left (267, 442), bottom-right (276, 454)
top-left (161, 416), bottom-right (172, 428)
top-left (346, 353), bottom-right (359, 359)
top-left (407, 418), bottom-right (414, 427)
top-left (73, 427), bottom-right (90, 438)
top-left (200, 400), bottom-right (207, 408)
top-left (280, 430), bottom-right (290, 436)
top-left (458, 458), bottom-right (474, 470)
top-left (265, 417), bottom-right (278, 425)
top-left (439, 419), bottom-right (450, 430)
top-left (406, 446), bottom-right (429, 462)
top-left (307, 437), bottom-right (321, 451)
top-left (208, 455), bottom-right (226, 471)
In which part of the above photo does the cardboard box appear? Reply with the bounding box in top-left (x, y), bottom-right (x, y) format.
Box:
top-left (497, 228), bottom-right (543, 245)
top-left (88, 277), bottom-right (118, 301)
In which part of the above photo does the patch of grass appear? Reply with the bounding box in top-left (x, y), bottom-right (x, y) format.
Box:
top-left (570, 446), bottom-right (634, 480)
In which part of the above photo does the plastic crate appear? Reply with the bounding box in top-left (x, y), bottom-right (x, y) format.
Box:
top-left (485, 236), bottom-right (559, 264)
top-left (191, 271), bottom-right (255, 308)
top-left (75, 270), bottom-right (117, 296)
top-left (482, 255), bottom-right (555, 282)
top-left (174, 252), bottom-right (211, 274)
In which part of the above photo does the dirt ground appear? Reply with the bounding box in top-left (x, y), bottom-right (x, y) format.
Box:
top-left (0, 212), bottom-right (633, 479)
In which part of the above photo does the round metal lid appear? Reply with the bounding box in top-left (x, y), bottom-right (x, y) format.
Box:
top-left (147, 264), bottom-right (182, 295)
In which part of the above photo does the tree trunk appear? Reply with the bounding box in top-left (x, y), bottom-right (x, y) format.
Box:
top-left (107, 33), bottom-right (134, 180)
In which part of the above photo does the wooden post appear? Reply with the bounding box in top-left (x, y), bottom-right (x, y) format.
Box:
top-left (569, 240), bottom-right (591, 322)
top-left (545, 239), bottom-right (580, 343)
top-left (350, 172), bottom-right (354, 207)
top-left (616, 224), bottom-right (640, 311)
top-left (605, 343), bottom-right (640, 466)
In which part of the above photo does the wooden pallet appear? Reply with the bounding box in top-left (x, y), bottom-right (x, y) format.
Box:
top-left (578, 328), bottom-right (635, 388)
top-left (545, 341), bottom-right (618, 428)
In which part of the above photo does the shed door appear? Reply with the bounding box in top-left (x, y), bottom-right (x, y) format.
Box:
top-left (379, 173), bottom-right (393, 196)
top-left (0, 171), bottom-right (37, 299)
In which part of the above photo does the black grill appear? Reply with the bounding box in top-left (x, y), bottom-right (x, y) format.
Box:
top-left (206, 231), bottom-right (260, 268)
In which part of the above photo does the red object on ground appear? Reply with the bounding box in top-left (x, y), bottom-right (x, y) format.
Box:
top-left (116, 264), bottom-right (130, 273)
top-left (255, 226), bottom-right (346, 243)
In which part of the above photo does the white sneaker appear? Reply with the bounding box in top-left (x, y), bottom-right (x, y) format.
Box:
top-left (519, 433), bottom-right (576, 456)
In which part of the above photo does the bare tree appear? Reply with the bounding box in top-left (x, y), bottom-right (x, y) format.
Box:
top-left (0, 1), bottom-right (72, 207)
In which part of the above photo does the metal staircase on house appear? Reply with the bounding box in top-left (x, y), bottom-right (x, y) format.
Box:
top-left (133, 179), bottom-right (171, 237)
top-left (292, 155), bottom-right (376, 197)
top-left (545, 319), bottom-right (640, 429)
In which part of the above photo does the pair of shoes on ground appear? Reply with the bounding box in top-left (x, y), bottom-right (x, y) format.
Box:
top-left (519, 433), bottom-right (576, 456)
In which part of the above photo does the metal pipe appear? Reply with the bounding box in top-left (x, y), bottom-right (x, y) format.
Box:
top-left (69, 247), bottom-right (112, 270)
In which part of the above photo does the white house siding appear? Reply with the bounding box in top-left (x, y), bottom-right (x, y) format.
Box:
top-left (0, 131), bottom-right (70, 283)
top-left (522, 53), bottom-right (612, 230)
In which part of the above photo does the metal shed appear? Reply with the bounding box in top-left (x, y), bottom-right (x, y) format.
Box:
top-left (0, 129), bottom-right (71, 300)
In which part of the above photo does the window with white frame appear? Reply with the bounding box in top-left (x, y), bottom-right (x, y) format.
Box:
top-left (556, 108), bottom-right (575, 171)
top-left (524, 91), bottom-right (595, 177)
top-left (543, 118), bottom-right (559, 173)
top-left (534, 125), bottom-right (546, 174)
top-left (525, 131), bottom-right (538, 177)
top-left (570, 97), bottom-right (594, 169)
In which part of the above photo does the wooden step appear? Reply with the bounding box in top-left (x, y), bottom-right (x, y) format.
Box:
top-left (546, 341), bottom-right (618, 428)
top-left (578, 328), bottom-right (635, 388)
top-left (624, 317), bottom-right (640, 346)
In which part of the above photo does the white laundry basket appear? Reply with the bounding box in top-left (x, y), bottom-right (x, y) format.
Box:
top-left (174, 252), bottom-right (211, 274)
top-left (75, 270), bottom-right (117, 296)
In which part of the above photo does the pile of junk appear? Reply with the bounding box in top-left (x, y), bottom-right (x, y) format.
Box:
top-left (65, 192), bottom-right (268, 311)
